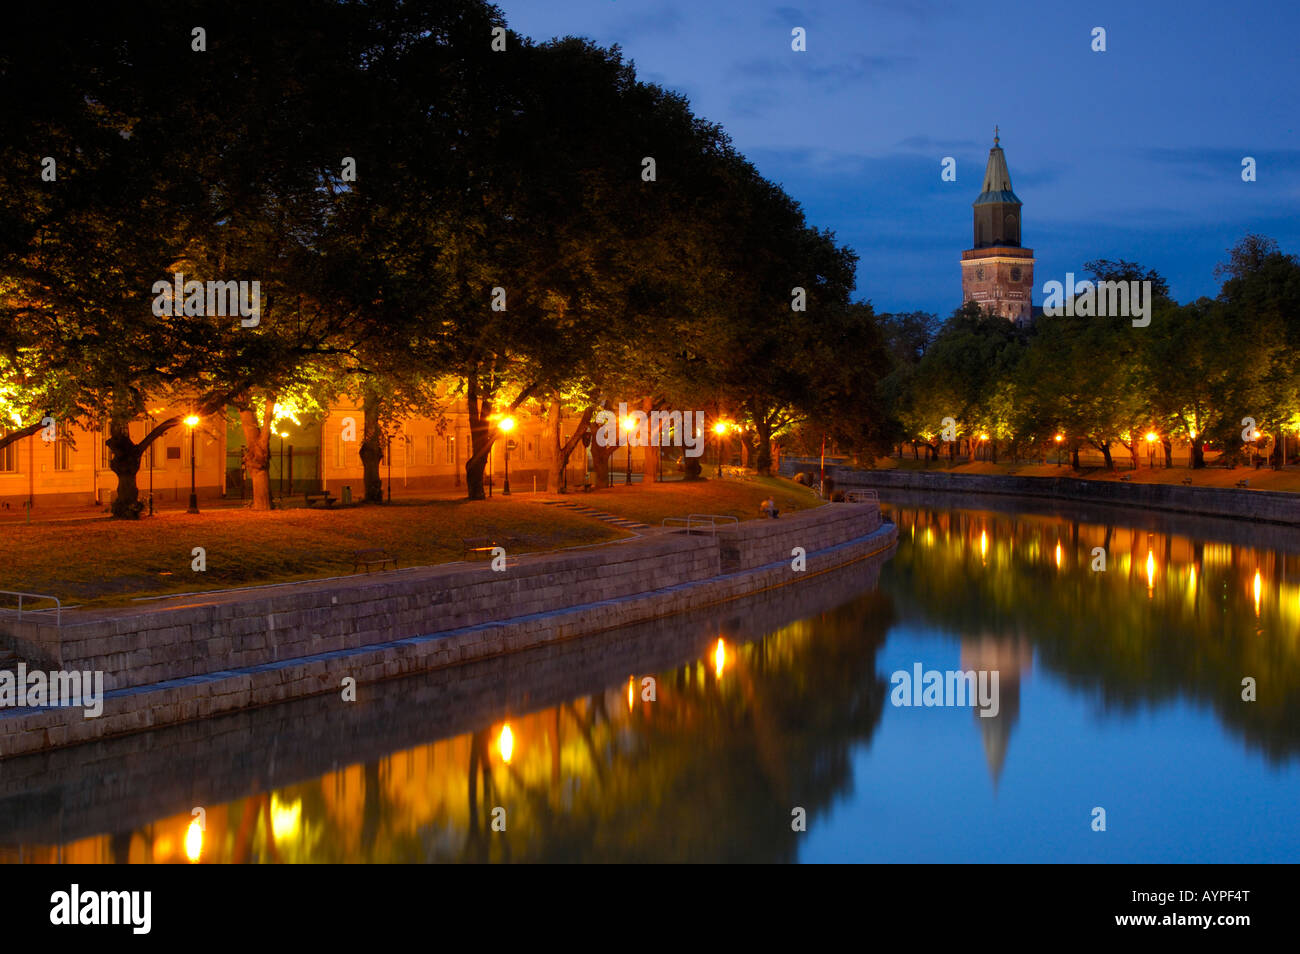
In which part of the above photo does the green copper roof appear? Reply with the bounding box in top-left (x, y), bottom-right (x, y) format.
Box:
top-left (973, 132), bottom-right (1021, 206)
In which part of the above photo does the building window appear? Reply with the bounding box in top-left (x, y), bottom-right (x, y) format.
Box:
top-left (445, 435), bottom-right (456, 464)
top-left (54, 422), bottom-right (72, 471)
top-left (425, 435), bottom-right (435, 465)
top-left (0, 432), bottom-right (17, 473)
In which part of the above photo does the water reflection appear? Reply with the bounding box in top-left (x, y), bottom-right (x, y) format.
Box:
top-left (4, 499), bottom-right (1298, 862)
top-left (888, 504), bottom-right (1300, 766)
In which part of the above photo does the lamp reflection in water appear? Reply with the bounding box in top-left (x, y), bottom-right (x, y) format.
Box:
top-left (980, 529), bottom-right (988, 563)
top-left (714, 638), bottom-right (726, 679)
top-left (1254, 570), bottom-right (1262, 617)
top-left (1146, 550), bottom-right (1156, 594)
top-left (628, 675), bottom-right (635, 711)
top-left (185, 818), bottom-right (203, 862)
top-left (1054, 541), bottom-right (1062, 570)
top-left (498, 723), bottom-right (514, 764)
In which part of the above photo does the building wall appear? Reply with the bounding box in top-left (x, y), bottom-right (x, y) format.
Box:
top-left (0, 409), bottom-right (226, 509)
top-left (961, 247), bottom-right (1035, 323)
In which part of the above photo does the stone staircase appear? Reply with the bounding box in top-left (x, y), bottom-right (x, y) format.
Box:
top-left (537, 498), bottom-right (651, 531)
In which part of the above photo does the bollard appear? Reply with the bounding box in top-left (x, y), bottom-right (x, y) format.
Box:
top-left (342, 485), bottom-right (353, 505)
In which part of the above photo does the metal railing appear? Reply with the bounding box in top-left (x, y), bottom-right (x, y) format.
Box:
top-left (0, 590), bottom-right (63, 626)
top-left (844, 489), bottom-right (879, 504)
top-left (662, 513), bottom-right (741, 535)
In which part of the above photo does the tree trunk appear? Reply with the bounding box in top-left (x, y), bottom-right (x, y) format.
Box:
top-left (464, 372), bottom-right (492, 501)
top-left (106, 415), bottom-right (179, 519)
top-left (1191, 438), bottom-right (1206, 469)
top-left (1162, 439), bottom-right (1173, 469)
top-left (1071, 443), bottom-right (1081, 470)
top-left (754, 418), bottom-right (773, 476)
top-left (1099, 442), bottom-right (1113, 470)
top-left (106, 419), bottom-right (144, 519)
top-left (237, 401), bottom-right (275, 511)
top-left (360, 385), bottom-right (384, 502)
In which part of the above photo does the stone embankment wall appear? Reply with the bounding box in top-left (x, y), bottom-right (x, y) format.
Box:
top-left (0, 503), bottom-right (895, 757)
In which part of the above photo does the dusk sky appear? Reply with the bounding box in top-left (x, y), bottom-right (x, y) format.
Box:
top-left (496, 0), bottom-right (1300, 316)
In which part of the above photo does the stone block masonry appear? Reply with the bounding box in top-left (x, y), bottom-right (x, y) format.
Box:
top-left (0, 504), bottom-right (894, 757)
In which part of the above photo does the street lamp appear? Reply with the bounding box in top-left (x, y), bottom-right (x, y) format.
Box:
top-left (978, 432), bottom-right (989, 462)
top-left (499, 416), bottom-right (516, 495)
top-left (1054, 433), bottom-right (1064, 467)
top-left (1145, 431), bottom-right (1157, 469)
top-left (713, 421), bottom-right (728, 478)
top-left (278, 430), bottom-right (289, 497)
top-left (185, 415), bottom-right (201, 513)
top-left (622, 415), bottom-right (636, 485)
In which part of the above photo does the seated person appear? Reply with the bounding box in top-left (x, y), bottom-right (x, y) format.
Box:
top-left (760, 496), bottom-right (779, 518)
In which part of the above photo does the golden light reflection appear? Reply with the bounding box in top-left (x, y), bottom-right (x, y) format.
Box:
top-left (270, 795), bottom-right (302, 841)
top-left (499, 723), bottom-right (514, 763)
top-left (1146, 550), bottom-right (1156, 592)
top-left (1254, 570), bottom-right (1262, 617)
top-left (185, 819), bottom-right (203, 862)
top-left (714, 638), bottom-right (726, 679)
top-left (980, 529), bottom-right (988, 562)
top-left (627, 675), bottom-right (635, 711)
top-left (1054, 542), bottom-right (1062, 569)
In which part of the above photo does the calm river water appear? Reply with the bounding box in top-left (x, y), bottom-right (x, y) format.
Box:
top-left (2, 494), bottom-right (1297, 863)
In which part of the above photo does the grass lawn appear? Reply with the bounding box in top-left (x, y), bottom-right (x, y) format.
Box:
top-left (871, 456), bottom-right (1300, 492)
top-left (0, 498), bottom-right (625, 607)
top-left (0, 478), bottom-right (818, 608)
top-left (565, 474), bottom-right (824, 524)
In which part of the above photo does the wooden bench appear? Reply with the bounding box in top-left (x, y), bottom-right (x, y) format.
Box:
top-left (1119, 474), bottom-right (1132, 481)
top-left (1182, 477), bottom-right (1194, 486)
top-left (352, 548), bottom-right (397, 573)
top-left (580, 481), bottom-right (594, 492)
top-left (305, 490), bottom-right (336, 508)
top-left (1235, 479), bottom-right (1250, 489)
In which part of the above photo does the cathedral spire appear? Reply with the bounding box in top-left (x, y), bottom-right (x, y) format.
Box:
top-left (993, 124), bottom-right (999, 146)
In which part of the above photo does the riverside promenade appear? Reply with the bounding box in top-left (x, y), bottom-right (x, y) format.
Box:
top-left (782, 461), bottom-right (1300, 527)
top-left (0, 502), bottom-right (896, 757)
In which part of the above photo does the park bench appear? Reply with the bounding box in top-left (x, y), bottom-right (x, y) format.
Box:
top-left (1235, 479), bottom-right (1250, 489)
top-left (1119, 474), bottom-right (1132, 481)
top-left (580, 480), bottom-right (594, 492)
top-left (304, 490), bottom-right (336, 508)
top-left (463, 536), bottom-right (521, 560)
top-left (352, 548), bottom-right (397, 573)
top-left (1182, 477), bottom-right (1193, 486)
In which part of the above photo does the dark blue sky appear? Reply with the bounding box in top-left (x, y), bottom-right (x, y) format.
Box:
top-left (496, 0), bottom-right (1300, 316)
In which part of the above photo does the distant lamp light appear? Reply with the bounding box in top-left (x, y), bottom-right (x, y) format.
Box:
top-left (499, 723), bottom-right (514, 764)
top-left (184, 415), bottom-right (200, 428)
top-left (1144, 432), bottom-right (1158, 443)
top-left (712, 421), bottom-right (728, 436)
top-left (1054, 433), bottom-right (1064, 443)
top-left (498, 416), bottom-right (516, 434)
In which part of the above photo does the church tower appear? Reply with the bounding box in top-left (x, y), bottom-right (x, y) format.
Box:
top-left (960, 128), bottom-right (1035, 324)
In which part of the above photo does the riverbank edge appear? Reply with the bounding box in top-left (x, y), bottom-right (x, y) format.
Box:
top-left (0, 514), bottom-right (897, 758)
top-left (781, 463), bottom-right (1300, 527)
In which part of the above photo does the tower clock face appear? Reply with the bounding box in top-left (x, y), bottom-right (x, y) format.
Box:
top-left (1011, 266), bottom-right (1022, 282)
top-left (975, 267), bottom-right (986, 281)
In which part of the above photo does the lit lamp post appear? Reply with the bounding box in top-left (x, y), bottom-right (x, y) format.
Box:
top-left (1145, 431), bottom-right (1157, 469)
top-left (1054, 433), bottom-right (1064, 467)
top-left (713, 421), bottom-right (728, 478)
top-left (978, 432), bottom-right (989, 462)
top-left (499, 415), bottom-right (516, 495)
top-left (278, 431), bottom-right (289, 497)
top-left (622, 415), bottom-right (636, 485)
top-left (185, 415), bottom-right (200, 513)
